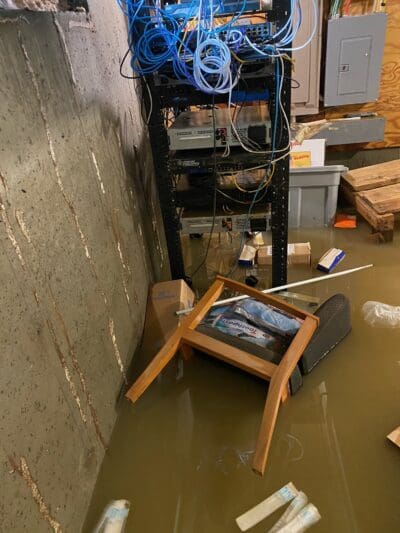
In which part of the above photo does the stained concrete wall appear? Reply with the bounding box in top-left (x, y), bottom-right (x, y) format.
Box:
top-left (0, 3), bottom-right (167, 531)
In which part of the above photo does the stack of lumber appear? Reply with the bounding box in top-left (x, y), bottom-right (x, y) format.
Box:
top-left (341, 160), bottom-right (400, 242)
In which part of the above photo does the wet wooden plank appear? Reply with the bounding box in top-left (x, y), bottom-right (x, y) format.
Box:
top-left (355, 196), bottom-right (394, 231)
top-left (359, 183), bottom-right (400, 214)
top-left (344, 160), bottom-right (400, 192)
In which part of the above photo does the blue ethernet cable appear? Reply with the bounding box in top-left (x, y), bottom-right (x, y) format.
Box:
top-left (116, 0), bottom-right (317, 94)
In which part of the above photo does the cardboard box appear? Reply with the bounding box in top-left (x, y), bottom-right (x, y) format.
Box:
top-left (290, 139), bottom-right (326, 168)
top-left (238, 245), bottom-right (257, 267)
top-left (317, 248), bottom-right (345, 273)
top-left (258, 243), bottom-right (311, 266)
top-left (143, 280), bottom-right (195, 350)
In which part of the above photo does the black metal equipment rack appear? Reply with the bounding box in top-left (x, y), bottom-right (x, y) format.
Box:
top-left (144, 0), bottom-right (291, 287)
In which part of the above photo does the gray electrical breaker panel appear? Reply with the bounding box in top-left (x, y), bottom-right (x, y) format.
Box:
top-left (324, 13), bottom-right (387, 107)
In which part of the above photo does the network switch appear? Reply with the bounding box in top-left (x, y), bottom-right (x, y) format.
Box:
top-left (180, 208), bottom-right (271, 234)
top-left (168, 106), bottom-right (271, 151)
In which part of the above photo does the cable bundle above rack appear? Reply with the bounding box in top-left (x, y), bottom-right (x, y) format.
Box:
top-left (117, 0), bottom-right (317, 95)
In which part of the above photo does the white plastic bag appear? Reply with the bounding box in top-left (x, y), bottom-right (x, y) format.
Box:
top-left (362, 301), bottom-right (400, 328)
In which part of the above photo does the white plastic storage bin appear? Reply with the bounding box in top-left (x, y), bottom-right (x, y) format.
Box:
top-left (289, 165), bottom-right (347, 228)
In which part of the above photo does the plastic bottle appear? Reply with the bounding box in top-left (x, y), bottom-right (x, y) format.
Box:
top-left (93, 500), bottom-right (130, 533)
top-left (236, 483), bottom-right (298, 531)
top-left (277, 503), bottom-right (321, 533)
top-left (268, 491), bottom-right (308, 533)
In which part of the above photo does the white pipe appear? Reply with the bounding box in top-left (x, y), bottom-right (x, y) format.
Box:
top-left (177, 264), bottom-right (373, 316)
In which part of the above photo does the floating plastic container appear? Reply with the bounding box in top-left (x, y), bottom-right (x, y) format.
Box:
top-left (289, 166), bottom-right (347, 228)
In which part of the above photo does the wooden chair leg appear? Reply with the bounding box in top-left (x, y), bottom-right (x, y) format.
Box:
top-left (281, 383), bottom-right (290, 404)
top-left (252, 317), bottom-right (318, 475)
top-left (179, 343), bottom-right (194, 361)
top-left (125, 279), bottom-right (225, 403)
top-left (126, 329), bottom-right (182, 403)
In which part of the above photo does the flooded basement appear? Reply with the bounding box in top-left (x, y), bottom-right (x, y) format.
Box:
top-left (84, 221), bottom-right (400, 532)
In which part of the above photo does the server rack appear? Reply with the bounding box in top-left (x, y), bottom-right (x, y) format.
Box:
top-left (143, 0), bottom-right (291, 286)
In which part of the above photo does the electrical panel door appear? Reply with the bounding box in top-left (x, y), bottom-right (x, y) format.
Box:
top-left (324, 13), bottom-right (387, 107)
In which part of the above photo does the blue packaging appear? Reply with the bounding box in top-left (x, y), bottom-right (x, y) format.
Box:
top-left (317, 248), bottom-right (345, 273)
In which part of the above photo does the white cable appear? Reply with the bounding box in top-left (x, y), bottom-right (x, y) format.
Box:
top-left (228, 53), bottom-right (290, 156)
top-left (270, 53), bottom-right (292, 164)
top-left (226, 29), bottom-right (244, 47)
top-left (143, 76), bottom-right (153, 125)
top-left (218, 162), bottom-right (271, 175)
top-left (193, 37), bottom-right (235, 94)
top-left (278, 0), bottom-right (318, 52)
top-left (181, 0), bottom-right (315, 95)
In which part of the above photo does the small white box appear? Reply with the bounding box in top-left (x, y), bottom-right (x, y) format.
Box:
top-left (317, 248), bottom-right (345, 273)
top-left (238, 245), bottom-right (257, 267)
top-left (258, 243), bottom-right (311, 266)
top-left (290, 139), bottom-right (326, 168)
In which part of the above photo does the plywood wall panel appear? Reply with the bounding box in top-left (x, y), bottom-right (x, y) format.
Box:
top-left (323, 0), bottom-right (400, 149)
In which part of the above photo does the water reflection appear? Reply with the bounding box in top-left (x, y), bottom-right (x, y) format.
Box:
top-left (84, 226), bottom-right (400, 533)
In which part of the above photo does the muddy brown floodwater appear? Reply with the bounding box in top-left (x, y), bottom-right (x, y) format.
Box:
top-left (84, 222), bottom-right (400, 532)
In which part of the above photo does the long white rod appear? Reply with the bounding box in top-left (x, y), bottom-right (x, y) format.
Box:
top-left (176, 264), bottom-right (373, 316)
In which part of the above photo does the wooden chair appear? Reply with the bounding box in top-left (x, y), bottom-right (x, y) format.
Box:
top-left (126, 276), bottom-right (319, 475)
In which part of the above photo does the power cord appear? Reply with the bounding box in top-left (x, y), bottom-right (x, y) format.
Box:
top-left (189, 100), bottom-right (218, 278)
top-left (225, 57), bottom-right (284, 277)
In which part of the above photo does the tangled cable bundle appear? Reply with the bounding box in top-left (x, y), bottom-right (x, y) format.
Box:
top-left (193, 38), bottom-right (233, 93)
top-left (117, 0), bottom-right (318, 95)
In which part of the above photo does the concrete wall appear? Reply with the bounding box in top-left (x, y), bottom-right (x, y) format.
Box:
top-left (0, 3), bottom-right (167, 531)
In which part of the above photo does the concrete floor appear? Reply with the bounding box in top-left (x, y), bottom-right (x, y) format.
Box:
top-left (84, 220), bottom-right (400, 532)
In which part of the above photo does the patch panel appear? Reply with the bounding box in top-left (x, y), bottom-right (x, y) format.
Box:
top-left (162, 0), bottom-right (273, 19)
top-left (171, 148), bottom-right (268, 173)
top-left (219, 22), bottom-right (275, 43)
